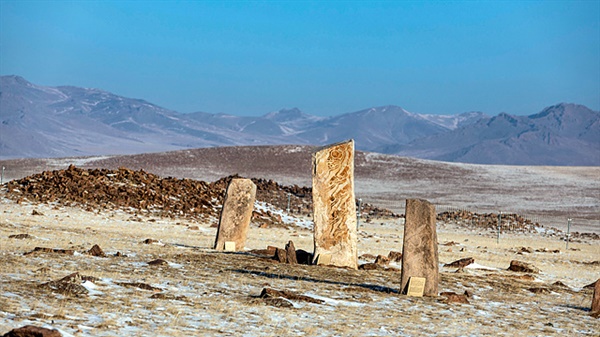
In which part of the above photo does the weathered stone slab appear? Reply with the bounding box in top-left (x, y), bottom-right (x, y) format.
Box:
top-left (285, 241), bottom-right (298, 264)
top-left (311, 140), bottom-right (357, 269)
top-left (214, 178), bottom-right (257, 251)
top-left (592, 278), bottom-right (600, 314)
top-left (400, 198), bottom-right (439, 296)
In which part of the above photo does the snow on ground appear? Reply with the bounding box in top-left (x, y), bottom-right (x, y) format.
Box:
top-left (254, 201), bottom-right (314, 229)
top-left (1, 197), bottom-right (599, 336)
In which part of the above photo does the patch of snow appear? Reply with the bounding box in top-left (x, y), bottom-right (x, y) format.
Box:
top-left (465, 263), bottom-right (498, 270)
top-left (304, 293), bottom-right (365, 307)
top-left (46, 156), bottom-right (112, 166)
top-left (43, 326), bottom-right (76, 337)
top-left (254, 201), bottom-right (314, 229)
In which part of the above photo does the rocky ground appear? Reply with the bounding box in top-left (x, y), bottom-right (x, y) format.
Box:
top-left (2, 145), bottom-right (599, 234)
top-left (1, 166), bottom-right (599, 336)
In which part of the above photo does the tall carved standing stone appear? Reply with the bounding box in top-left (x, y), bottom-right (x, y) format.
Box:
top-left (400, 199), bottom-right (439, 296)
top-left (214, 178), bottom-right (257, 251)
top-left (312, 140), bottom-right (357, 269)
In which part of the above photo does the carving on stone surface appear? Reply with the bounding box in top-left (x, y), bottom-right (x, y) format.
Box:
top-left (214, 178), bottom-right (257, 251)
top-left (312, 140), bottom-right (357, 269)
top-left (400, 198), bottom-right (439, 296)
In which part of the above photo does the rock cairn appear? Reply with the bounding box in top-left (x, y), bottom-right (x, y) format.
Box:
top-left (4, 165), bottom-right (397, 225)
top-left (6, 165), bottom-right (219, 220)
top-left (438, 210), bottom-right (540, 233)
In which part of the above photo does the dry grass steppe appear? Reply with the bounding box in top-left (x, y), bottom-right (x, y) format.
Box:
top-left (1, 145), bottom-right (599, 336)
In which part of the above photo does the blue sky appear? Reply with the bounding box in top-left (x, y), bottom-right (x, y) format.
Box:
top-left (1, 1), bottom-right (598, 116)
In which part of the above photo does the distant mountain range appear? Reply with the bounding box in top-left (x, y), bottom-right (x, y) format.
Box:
top-left (1, 75), bottom-right (598, 165)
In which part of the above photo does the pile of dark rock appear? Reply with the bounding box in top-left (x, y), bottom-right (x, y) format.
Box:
top-left (5, 166), bottom-right (399, 225)
top-left (7, 165), bottom-right (221, 220)
top-left (437, 210), bottom-right (541, 233)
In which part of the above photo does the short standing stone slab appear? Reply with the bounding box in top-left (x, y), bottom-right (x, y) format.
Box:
top-left (285, 241), bottom-right (298, 264)
top-left (312, 140), bottom-right (357, 269)
top-left (214, 178), bottom-right (257, 251)
top-left (400, 199), bottom-right (439, 296)
top-left (592, 278), bottom-right (600, 314)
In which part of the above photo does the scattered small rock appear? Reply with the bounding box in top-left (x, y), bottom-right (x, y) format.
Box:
top-left (188, 225), bottom-right (199, 230)
top-left (261, 297), bottom-right (294, 308)
top-left (259, 287), bottom-right (323, 304)
top-left (359, 253), bottom-right (377, 261)
top-left (359, 263), bottom-right (380, 271)
top-left (58, 272), bottom-right (97, 283)
top-left (35, 267), bottom-right (51, 274)
top-left (24, 247), bottom-right (74, 256)
top-left (374, 255), bottom-right (390, 266)
top-left (508, 260), bottom-right (540, 273)
top-left (2, 325), bottom-right (62, 337)
top-left (116, 282), bottom-right (162, 292)
top-left (551, 281), bottom-right (570, 289)
top-left (8, 233), bottom-right (32, 239)
top-left (440, 292), bottom-right (470, 304)
top-left (516, 247), bottom-right (533, 254)
top-left (87, 244), bottom-right (106, 257)
top-left (142, 238), bottom-right (158, 244)
top-left (275, 248), bottom-right (287, 263)
top-left (444, 257), bottom-right (474, 268)
top-left (387, 251), bottom-right (402, 262)
top-left (582, 261), bottom-right (600, 266)
top-left (31, 210), bottom-right (44, 216)
top-left (249, 247), bottom-right (276, 257)
top-left (511, 274), bottom-right (536, 281)
top-left (150, 293), bottom-right (187, 301)
top-left (39, 279), bottom-right (89, 296)
top-left (528, 287), bottom-right (551, 294)
top-left (534, 248), bottom-right (560, 253)
top-left (148, 259), bottom-right (168, 266)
